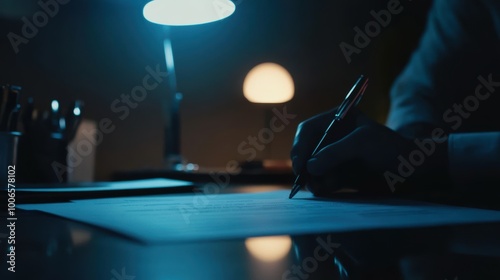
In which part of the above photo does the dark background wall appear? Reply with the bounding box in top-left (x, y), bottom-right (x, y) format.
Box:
top-left (0, 0), bottom-right (432, 180)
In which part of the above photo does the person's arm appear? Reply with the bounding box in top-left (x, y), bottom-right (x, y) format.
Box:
top-left (291, 0), bottom-right (500, 196)
top-left (387, 0), bottom-right (500, 189)
top-left (388, 0), bottom-right (497, 133)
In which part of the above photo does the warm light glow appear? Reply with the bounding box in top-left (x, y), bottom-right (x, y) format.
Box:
top-left (243, 63), bottom-right (295, 103)
top-left (143, 0), bottom-right (235, 26)
top-left (245, 235), bottom-right (292, 262)
top-left (69, 227), bottom-right (92, 246)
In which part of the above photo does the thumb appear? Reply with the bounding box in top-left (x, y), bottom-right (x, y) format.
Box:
top-left (307, 126), bottom-right (369, 176)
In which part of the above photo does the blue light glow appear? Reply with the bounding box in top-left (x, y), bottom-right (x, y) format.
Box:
top-left (59, 118), bottom-right (66, 130)
top-left (51, 100), bottom-right (59, 111)
top-left (73, 107), bottom-right (81, 116)
top-left (143, 0), bottom-right (235, 26)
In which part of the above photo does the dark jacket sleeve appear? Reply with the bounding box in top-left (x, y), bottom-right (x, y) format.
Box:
top-left (386, 0), bottom-right (500, 188)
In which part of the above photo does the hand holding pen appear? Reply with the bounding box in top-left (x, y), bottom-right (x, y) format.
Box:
top-left (289, 75), bottom-right (369, 198)
top-left (289, 74), bottom-right (447, 197)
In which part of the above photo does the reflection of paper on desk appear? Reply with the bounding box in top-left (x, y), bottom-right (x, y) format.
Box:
top-left (19, 190), bottom-right (500, 244)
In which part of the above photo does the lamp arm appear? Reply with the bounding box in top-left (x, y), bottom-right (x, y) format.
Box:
top-left (162, 26), bottom-right (183, 168)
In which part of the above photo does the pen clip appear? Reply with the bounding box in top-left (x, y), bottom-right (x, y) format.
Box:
top-left (354, 79), bottom-right (369, 107)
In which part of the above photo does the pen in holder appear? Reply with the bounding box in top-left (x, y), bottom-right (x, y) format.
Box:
top-left (16, 99), bottom-right (84, 184)
top-left (1, 82), bottom-right (84, 184)
top-left (0, 84), bottom-right (22, 185)
top-left (0, 132), bottom-right (20, 185)
top-left (17, 132), bottom-right (69, 184)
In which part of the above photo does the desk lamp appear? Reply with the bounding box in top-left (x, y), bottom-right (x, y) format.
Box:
top-left (143, 0), bottom-right (235, 170)
top-left (243, 62), bottom-right (294, 168)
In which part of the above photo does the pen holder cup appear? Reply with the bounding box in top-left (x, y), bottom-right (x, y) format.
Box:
top-left (17, 134), bottom-right (69, 184)
top-left (0, 132), bottom-right (20, 186)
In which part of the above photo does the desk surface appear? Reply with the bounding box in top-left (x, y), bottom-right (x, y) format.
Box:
top-left (2, 185), bottom-right (500, 280)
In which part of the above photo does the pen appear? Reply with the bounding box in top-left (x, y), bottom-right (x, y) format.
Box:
top-left (289, 75), bottom-right (369, 199)
top-left (22, 97), bottom-right (35, 134)
top-left (0, 85), bottom-right (5, 117)
top-left (49, 100), bottom-right (61, 132)
top-left (7, 104), bottom-right (21, 132)
top-left (0, 85), bottom-right (21, 131)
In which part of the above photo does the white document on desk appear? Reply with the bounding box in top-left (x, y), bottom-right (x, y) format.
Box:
top-left (19, 190), bottom-right (500, 244)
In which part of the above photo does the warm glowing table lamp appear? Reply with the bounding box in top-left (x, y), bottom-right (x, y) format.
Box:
top-left (243, 62), bottom-right (295, 104)
top-left (143, 0), bottom-right (235, 170)
top-left (243, 62), bottom-right (295, 168)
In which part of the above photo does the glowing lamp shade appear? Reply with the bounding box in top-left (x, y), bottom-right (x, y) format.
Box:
top-left (245, 236), bottom-right (292, 262)
top-left (143, 0), bottom-right (235, 26)
top-left (243, 63), bottom-right (295, 103)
